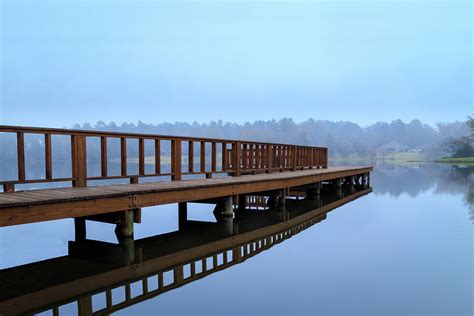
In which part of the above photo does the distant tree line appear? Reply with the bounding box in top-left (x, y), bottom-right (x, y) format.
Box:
top-left (71, 118), bottom-right (469, 157)
top-left (0, 118), bottom-right (471, 162)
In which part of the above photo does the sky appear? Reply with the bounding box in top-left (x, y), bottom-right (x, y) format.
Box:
top-left (0, 0), bottom-right (472, 128)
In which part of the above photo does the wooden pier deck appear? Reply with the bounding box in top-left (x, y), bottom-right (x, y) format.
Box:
top-left (0, 166), bottom-right (371, 226)
top-left (0, 125), bottom-right (372, 230)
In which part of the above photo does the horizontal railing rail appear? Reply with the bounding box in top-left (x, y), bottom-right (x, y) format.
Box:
top-left (0, 125), bottom-right (328, 191)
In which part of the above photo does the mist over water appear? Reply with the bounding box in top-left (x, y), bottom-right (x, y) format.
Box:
top-left (0, 163), bottom-right (472, 315)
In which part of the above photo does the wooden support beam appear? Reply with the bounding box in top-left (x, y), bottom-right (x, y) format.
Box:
top-left (115, 210), bottom-right (134, 238)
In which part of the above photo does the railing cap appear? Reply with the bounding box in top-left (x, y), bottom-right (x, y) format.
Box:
top-left (0, 125), bottom-right (327, 149)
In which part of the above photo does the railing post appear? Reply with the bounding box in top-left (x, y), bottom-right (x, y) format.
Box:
top-left (138, 138), bottom-right (145, 176)
top-left (266, 145), bottom-right (272, 173)
top-left (71, 134), bottom-right (87, 246)
top-left (221, 142), bottom-right (227, 172)
top-left (120, 138), bottom-right (127, 176)
top-left (71, 135), bottom-right (87, 187)
top-left (171, 139), bottom-right (182, 180)
top-left (45, 133), bottom-right (52, 179)
top-left (100, 136), bottom-right (108, 177)
top-left (323, 148), bottom-right (328, 168)
top-left (232, 141), bottom-right (241, 176)
top-left (291, 146), bottom-right (297, 171)
top-left (17, 132), bottom-right (25, 182)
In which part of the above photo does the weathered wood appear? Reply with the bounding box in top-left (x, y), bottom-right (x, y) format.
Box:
top-left (171, 140), bottom-right (182, 181)
top-left (71, 135), bottom-right (87, 187)
top-left (266, 145), bottom-right (272, 173)
top-left (139, 138), bottom-right (145, 176)
top-left (188, 141), bottom-right (194, 173)
top-left (17, 132), bottom-right (25, 181)
top-left (233, 141), bottom-right (241, 176)
top-left (155, 139), bottom-right (161, 174)
top-left (200, 141), bottom-right (206, 173)
top-left (45, 133), bottom-right (52, 180)
top-left (121, 138), bottom-right (127, 176)
top-left (0, 167), bottom-right (372, 227)
top-left (242, 144), bottom-right (248, 170)
top-left (101, 136), bottom-right (107, 177)
top-left (221, 142), bottom-right (227, 171)
top-left (211, 142), bottom-right (216, 172)
top-left (248, 144), bottom-right (254, 170)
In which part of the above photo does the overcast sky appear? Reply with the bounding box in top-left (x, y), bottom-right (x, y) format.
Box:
top-left (1, 0), bottom-right (472, 128)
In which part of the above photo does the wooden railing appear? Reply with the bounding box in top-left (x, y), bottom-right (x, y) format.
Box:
top-left (0, 125), bottom-right (328, 191)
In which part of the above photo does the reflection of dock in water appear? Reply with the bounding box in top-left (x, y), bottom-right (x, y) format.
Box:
top-left (0, 186), bottom-right (371, 316)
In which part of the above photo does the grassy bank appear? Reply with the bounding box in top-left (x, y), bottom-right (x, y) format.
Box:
top-left (331, 152), bottom-right (429, 166)
top-left (435, 157), bottom-right (474, 165)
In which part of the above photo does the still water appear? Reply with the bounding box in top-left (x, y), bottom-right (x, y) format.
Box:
top-left (0, 164), bottom-right (472, 315)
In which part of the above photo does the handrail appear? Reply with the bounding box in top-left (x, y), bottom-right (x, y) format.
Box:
top-left (0, 125), bottom-right (328, 191)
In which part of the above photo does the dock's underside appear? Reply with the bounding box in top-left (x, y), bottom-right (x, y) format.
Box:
top-left (0, 166), bottom-right (372, 227)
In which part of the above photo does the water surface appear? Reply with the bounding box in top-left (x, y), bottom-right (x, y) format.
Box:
top-left (0, 164), bottom-right (472, 315)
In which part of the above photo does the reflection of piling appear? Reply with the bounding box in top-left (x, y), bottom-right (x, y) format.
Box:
top-left (221, 216), bottom-right (234, 235)
top-left (74, 218), bottom-right (86, 241)
top-left (179, 202), bottom-right (187, 231)
top-left (120, 237), bottom-right (136, 265)
top-left (223, 196), bottom-right (233, 217)
top-left (222, 197), bottom-right (234, 235)
top-left (306, 182), bottom-right (321, 200)
top-left (362, 173), bottom-right (370, 188)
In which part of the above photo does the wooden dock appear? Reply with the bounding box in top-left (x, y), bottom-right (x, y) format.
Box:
top-left (0, 166), bottom-right (371, 227)
top-left (0, 125), bottom-right (372, 234)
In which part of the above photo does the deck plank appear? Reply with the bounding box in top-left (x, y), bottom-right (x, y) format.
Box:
top-left (0, 167), bottom-right (372, 226)
top-left (0, 167), bottom-right (371, 208)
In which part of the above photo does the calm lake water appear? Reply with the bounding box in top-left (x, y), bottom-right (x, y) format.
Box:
top-left (0, 164), bottom-right (472, 315)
